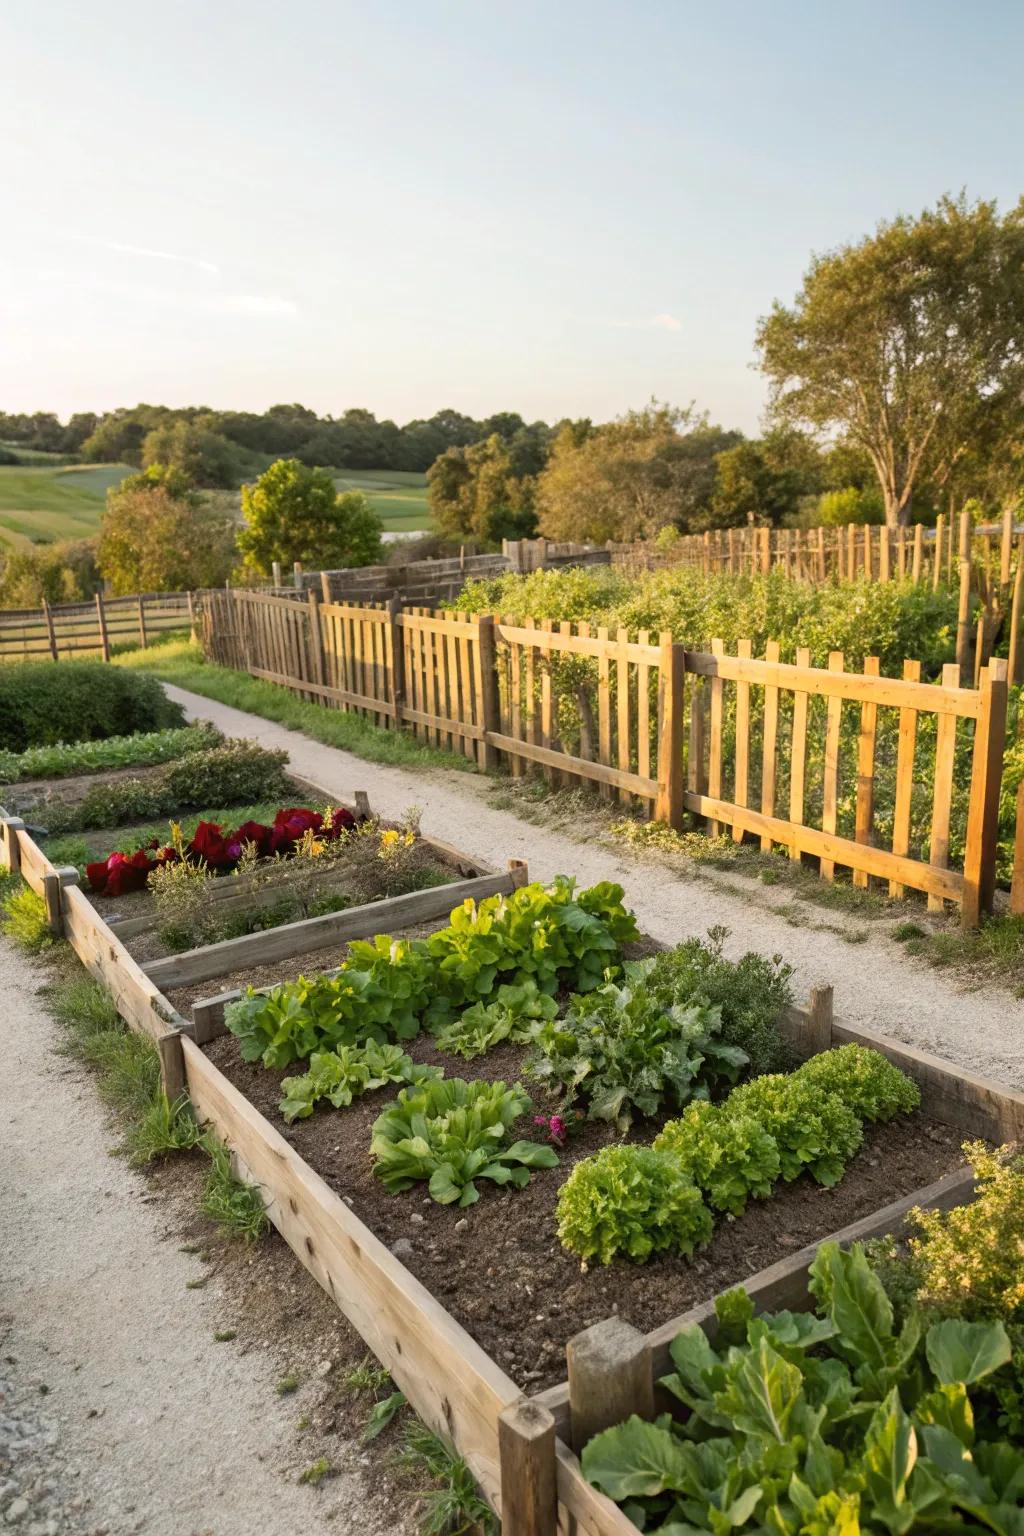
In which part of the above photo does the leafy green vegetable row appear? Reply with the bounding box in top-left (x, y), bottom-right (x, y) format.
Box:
top-left (225, 877), bottom-right (639, 1069)
top-left (556, 1045), bottom-right (920, 1264)
top-left (0, 721), bottom-right (222, 784)
top-left (583, 1239), bottom-right (1021, 1536)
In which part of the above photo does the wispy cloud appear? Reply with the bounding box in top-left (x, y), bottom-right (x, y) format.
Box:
top-left (65, 232), bottom-right (221, 275)
top-left (215, 294), bottom-right (299, 317)
top-left (650, 312), bottom-right (681, 332)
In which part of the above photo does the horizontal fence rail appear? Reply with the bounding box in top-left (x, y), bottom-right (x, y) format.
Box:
top-left (0, 590), bottom-right (195, 661)
top-left (200, 588), bottom-right (1013, 924)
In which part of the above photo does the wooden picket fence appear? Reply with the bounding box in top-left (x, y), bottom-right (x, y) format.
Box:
top-left (0, 590), bottom-right (195, 661)
top-left (200, 588), bottom-right (1013, 925)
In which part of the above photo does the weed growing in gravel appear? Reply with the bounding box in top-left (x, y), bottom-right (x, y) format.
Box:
top-left (893, 920), bottom-right (927, 941)
top-left (276, 1374), bottom-right (300, 1396)
top-left (395, 1419), bottom-right (497, 1536)
top-left (298, 1457), bottom-right (336, 1486)
top-left (0, 882), bottom-right (54, 952)
top-left (344, 1357), bottom-right (392, 1395)
top-left (200, 1136), bottom-right (269, 1242)
top-left (213, 1329), bottom-right (237, 1342)
top-left (124, 1091), bottom-right (202, 1165)
top-left (924, 913), bottom-right (1024, 992)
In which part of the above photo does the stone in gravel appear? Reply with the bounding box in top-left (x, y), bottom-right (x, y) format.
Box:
top-left (5, 1498), bottom-right (29, 1524)
top-left (453, 1218), bottom-right (468, 1233)
top-left (391, 1238), bottom-right (414, 1260)
top-left (409, 1213), bottom-right (424, 1225)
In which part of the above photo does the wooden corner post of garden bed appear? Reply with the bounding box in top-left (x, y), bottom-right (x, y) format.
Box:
top-left (498, 1399), bottom-right (558, 1536)
top-left (962, 657), bottom-right (1009, 928)
top-left (566, 1318), bottom-right (655, 1456)
top-left (0, 814), bottom-right (25, 875)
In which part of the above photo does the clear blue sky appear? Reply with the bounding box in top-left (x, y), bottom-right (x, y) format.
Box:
top-left (2, 0), bottom-right (1022, 433)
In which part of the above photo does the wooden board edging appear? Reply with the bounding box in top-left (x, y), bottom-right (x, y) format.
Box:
top-left (61, 884), bottom-right (188, 1043)
top-left (181, 1037), bottom-right (520, 1512)
top-left (142, 869), bottom-right (519, 991)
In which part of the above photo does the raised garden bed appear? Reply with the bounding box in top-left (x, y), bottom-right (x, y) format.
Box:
top-left (6, 804), bottom-right (1024, 1536)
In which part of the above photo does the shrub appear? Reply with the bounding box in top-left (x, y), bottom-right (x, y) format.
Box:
top-left (0, 883), bottom-right (53, 951)
top-left (0, 661), bottom-right (182, 752)
top-left (556, 1145), bottom-right (713, 1265)
top-left (796, 1042), bottom-right (921, 1122)
top-left (653, 1102), bottom-right (781, 1216)
top-left (43, 742), bottom-right (290, 833)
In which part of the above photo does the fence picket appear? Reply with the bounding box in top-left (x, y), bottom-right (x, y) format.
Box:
top-left (759, 640), bottom-right (781, 852)
top-left (789, 645), bottom-right (810, 860)
top-left (820, 652), bottom-right (845, 881)
top-left (853, 656), bottom-right (880, 889)
top-left (928, 661), bottom-right (961, 913)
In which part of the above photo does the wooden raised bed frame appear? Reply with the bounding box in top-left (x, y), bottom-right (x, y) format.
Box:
top-left (4, 807), bottom-right (1024, 1536)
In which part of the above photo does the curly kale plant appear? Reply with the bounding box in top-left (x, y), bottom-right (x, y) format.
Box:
top-left (556, 1145), bottom-right (713, 1266)
top-left (529, 960), bottom-right (748, 1130)
top-left (582, 1241), bottom-right (1018, 1536)
top-left (279, 1042), bottom-right (440, 1122)
top-left (369, 1078), bottom-right (558, 1206)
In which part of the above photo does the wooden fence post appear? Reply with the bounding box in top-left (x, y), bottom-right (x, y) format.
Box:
top-left (95, 591), bottom-right (110, 661)
top-left (387, 595), bottom-right (405, 726)
top-left (42, 598), bottom-right (59, 661)
top-left (293, 560), bottom-right (304, 589)
top-left (1009, 537), bottom-right (1024, 685)
top-left (476, 615), bottom-right (500, 770)
top-left (1, 816), bottom-right (25, 875)
top-left (497, 1400), bottom-right (557, 1536)
top-left (955, 511), bottom-right (972, 672)
top-left (654, 637), bottom-right (685, 830)
top-left (320, 570), bottom-right (332, 603)
top-left (186, 589), bottom-right (196, 640)
top-left (272, 560), bottom-right (283, 588)
top-left (567, 1318), bottom-right (655, 1455)
top-left (1001, 506), bottom-right (1015, 588)
top-left (962, 658), bottom-right (1009, 928)
top-left (137, 595), bottom-right (148, 649)
top-left (808, 984), bottom-right (834, 1053)
top-left (41, 872), bottom-right (63, 936)
top-left (1010, 784), bottom-right (1024, 917)
top-left (933, 514), bottom-right (944, 589)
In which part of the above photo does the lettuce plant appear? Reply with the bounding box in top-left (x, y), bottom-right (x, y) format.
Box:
top-left (582, 1241), bottom-right (1019, 1536)
top-left (653, 1101), bottom-right (781, 1216)
top-left (369, 1078), bottom-right (558, 1206)
top-left (796, 1041), bottom-right (922, 1122)
top-left (279, 1042), bottom-right (440, 1122)
top-left (432, 979), bottom-right (558, 1059)
top-left (556, 1145), bottom-right (713, 1265)
top-left (725, 1072), bottom-right (864, 1186)
top-left (529, 960), bottom-right (748, 1130)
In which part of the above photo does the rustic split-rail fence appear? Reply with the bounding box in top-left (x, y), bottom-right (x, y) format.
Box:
top-left (4, 802), bottom-right (1024, 1536)
top-left (0, 589), bottom-right (194, 661)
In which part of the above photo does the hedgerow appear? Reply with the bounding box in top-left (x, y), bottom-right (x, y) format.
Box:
top-left (0, 660), bottom-right (182, 752)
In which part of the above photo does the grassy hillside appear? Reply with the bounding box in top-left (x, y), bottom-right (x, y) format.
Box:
top-left (0, 464), bottom-right (131, 549)
top-left (0, 462), bottom-right (434, 551)
top-left (333, 469), bottom-right (434, 532)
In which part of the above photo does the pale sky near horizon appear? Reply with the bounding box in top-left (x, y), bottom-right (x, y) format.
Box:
top-left (2, 0), bottom-right (1022, 434)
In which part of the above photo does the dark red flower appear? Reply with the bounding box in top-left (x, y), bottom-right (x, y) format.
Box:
top-left (233, 820), bottom-right (274, 856)
top-left (86, 860), bottom-right (111, 893)
top-left (189, 821), bottom-right (234, 868)
top-left (330, 806), bottom-right (356, 837)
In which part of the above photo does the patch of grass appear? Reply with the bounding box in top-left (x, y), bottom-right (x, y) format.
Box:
top-left (298, 1456), bottom-right (336, 1487)
top-left (200, 1134), bottom-right (269, 1242)
top-left (344, 1356), bottom-right (392, 1395)
top-left (841, 928), bottom-right (870, 944)
top-left (608, 816), bottom-right (739, 863)
top-left (0, 462), bottom-right (131, 550)
top-left (186, 1276), bottom-right (210, 1290)
top-left (924, 913), bottom-right (1024, 988)
top-left (0, 881), bottom-right (54, 952)
top-left (893, 920), bottom-right (927, 941)
top-left (395, 1419), bottom-right (497, 1536)
top-left (276, 1373), bottom-right (300, 1396)
top-left (213, 1329), bottom-right (237, 1342)
top-left (50, 973), bottom-right (199, 1163)
top-left (113, 638), bottom-right (474, 775)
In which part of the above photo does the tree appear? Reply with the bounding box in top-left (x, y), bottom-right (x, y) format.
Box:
top-left (98, 468), bottom-right (236, 594)
top-left (140, 420), bottom-right (243, 488)
top-left (237, 459), bottom-right (382, 577)
top-left (0, 540), bottom-right (100, 606)
top-left (711, 429), bottom-right (823, 527)
top-left (535, 404), bottom-right (738, 542)
top-left (426, 435), bottom-right (538, 543)
top-left (757, 193), bottom-right (1024, 526)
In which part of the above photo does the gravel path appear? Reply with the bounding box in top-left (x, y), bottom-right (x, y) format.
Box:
top-left (166, 683), bottom-right (1024, 1090)
top-left (0, 940), bottom-right (380, 1536)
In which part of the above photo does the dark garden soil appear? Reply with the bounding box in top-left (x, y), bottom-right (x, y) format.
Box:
top-left (5, 760), bottom-right (177, 818)
top-left (204, 1028), bottom-right (968, 1393)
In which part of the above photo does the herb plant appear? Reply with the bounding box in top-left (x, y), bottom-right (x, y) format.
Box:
top-left (369, 1078), bottom-right (558, 1206)
top-left (582, 1241), bottom-right (1020, 1536)
top-left (529, 960), bottom-right (748, 1130)
top-left (556, 1145), bottom-right (713, 1265)
top-left (279, 1042), bottom-right (441, 1122)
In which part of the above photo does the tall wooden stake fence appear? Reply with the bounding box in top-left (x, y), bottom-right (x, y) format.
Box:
top-left (201, 588), bottom-right (1014, 926)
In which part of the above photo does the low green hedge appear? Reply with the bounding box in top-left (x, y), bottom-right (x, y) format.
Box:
top-left (0, 661), bottom-right (183, 752)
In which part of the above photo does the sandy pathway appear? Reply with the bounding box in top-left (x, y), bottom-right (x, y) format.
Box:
top-left (167, 683), bottom-right (1024, 1090)
top-left (0, 939), bottom-right (378, 1536)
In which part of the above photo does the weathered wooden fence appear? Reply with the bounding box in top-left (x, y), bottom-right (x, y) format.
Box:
top-left (0, 590), bottom-right (195, 661)
top-left (201, 588), bottom-right (1012, 924)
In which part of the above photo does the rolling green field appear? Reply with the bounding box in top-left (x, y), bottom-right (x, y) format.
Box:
top-left (0, 462), bottom-right (434, 552)
top-left (332, 468), bottom-right (433, 532)
top-left (0, 464), bottom-right (131, 549)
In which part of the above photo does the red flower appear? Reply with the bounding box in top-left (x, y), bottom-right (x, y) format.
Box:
top-left (86, 860), bottom-right (111, 893)
top-left (329, 807), bottom-right (356, 837)
top-left (233, 820), bottom-right (274, 856)
top-left (189, 821), bottom-right (234, 869)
